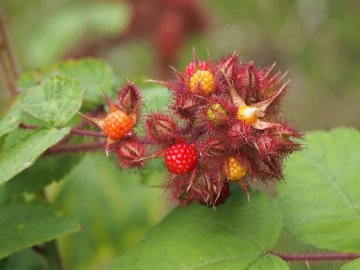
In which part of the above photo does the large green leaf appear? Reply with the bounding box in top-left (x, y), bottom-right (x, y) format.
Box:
top-left (20, 76), bottom-right (83, 127)
top-left (276, 128), bottom-right (360, 252)
top-left (0, 98), bottom-right (24, 138)
top-left (341, 258), bottom-right (360, 270)
top-left (108, 191), bottom-right (283, 270)
top-left (0, 154), bottom-right (83, 201)
top-left (0, 128), bottom-right (70, 185)
top-left (19, 58), bottom-right (115, 104)
top-left (248, 255), bottom-right (289, 270)
top-left (0, 200), bottom-right (80, 259)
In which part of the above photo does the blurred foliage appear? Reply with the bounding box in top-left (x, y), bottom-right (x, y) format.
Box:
top-left (2, 0), bottom-right (360, 130)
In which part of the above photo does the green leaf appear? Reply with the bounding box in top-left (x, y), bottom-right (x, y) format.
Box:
top-left (20, 76), bottom-right (83, 127)
top-left (0, 200), bottom-right (80, 259)
top-left (54, 59), bottom-right (114, 103)
top-left (142, 86), bottom-right (171, 113)
top-left (0, 154), bottom-right (83, 200)
top-left (0, 127), bottom-right (70, 185)
top-left (276, 128), bottom-right (360, 252)
top-left (19, 58), bottom-right (115, 104)
top-left (0, 98), bottom-right (24, 138)
top-left (341, 258), bottom-right (360, 270)
top-left (108, 191), bottom-right (282, 270)
top-left (248, 255), bottom-right (289, 270)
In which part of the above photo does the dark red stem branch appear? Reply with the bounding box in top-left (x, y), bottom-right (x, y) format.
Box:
top-left (70, 129), bottom-right (106, 138)
top-left (45, 142), bottom-right (104, 155)
top-left (271, 252), bottom-right (360, 262)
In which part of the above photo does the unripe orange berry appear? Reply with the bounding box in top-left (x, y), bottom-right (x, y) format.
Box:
top-left (206, 103), bottom-right (227, 124)
top-left (103, 110), bottom-right (134, 140)
top-left (225, 156), bottom-right (247, 181)
top-left (237, 105), bottom-right (258, 125)
top-left (189, 70), bottom-right (215, 94)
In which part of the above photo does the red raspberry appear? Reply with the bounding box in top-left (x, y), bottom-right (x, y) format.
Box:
top-left (184, 61), bottom-right (209, 79)
top-left (103, 110), bottom-right (134, 140)
top-left (165, 143), bottom-right (198, 174)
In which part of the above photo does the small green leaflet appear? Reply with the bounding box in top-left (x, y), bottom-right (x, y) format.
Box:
top-left (20, 75), bottom-right (83, 127)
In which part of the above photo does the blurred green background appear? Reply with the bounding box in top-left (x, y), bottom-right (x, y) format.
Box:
top-left (1, 0), bottom-right (359, 269)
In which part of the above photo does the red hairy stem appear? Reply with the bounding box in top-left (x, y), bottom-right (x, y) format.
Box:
top-left (271, 252), bottom-right (360, 262)
top-left (45, 142), bottom-right (104, 155)
top-left (70, 129), bottom-right (106, 138)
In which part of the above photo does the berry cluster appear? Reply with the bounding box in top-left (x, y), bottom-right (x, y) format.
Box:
top-left (147, 53), bottom-right (302, 207)
top-left (86, 52), bottom-right (302, 208)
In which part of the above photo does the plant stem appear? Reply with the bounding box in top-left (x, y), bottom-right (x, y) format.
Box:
top-left (0, 8), bottom-right (19, 97)
top-left (45, 142), bottom-right (104, 155)
top-left (70, 129), bottom-right (106, 138)
top-left (43, 240), bottom-right (64, 270)
top-left (271, 252), bottom-right (360, 262)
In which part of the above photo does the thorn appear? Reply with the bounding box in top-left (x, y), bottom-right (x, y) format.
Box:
top-left (134, 153), bottom-right (160, 162)
top-left (279, 70), bottom-right (290, 81)
top-left (105, 137), bottom-right (115, 156)
top-left (239, 181), bottom-right (251, 201)
top-left (159, 174), bottom-right (175, 197)
top-left (269, 71), bottom-right (281, 83)
top-left (254, 142), bottom-right (261, 153)
top-left (206, 48), bottom-right (211, 61)
top-left (144, 79), bottom-right (169, 87)
top-left (264, 62), bottom-right (277, 79)
top-left (186, 169), bottom-right (197, 194)
top-left (192, 47), bottom-right (199, 63)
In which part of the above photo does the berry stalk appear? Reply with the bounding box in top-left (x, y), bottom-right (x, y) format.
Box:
top-left (271, 252), bottom-right (360, 262)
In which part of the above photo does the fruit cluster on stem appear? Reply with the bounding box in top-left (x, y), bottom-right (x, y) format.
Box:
top-left (72, 52), bottom-right (303, 207)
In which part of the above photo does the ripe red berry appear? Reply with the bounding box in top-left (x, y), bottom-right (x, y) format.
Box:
top-left (103, 110), bottom-right (134, 140)
top-left (184, 61), bottom-right (209, 79)
top-left (165, 143), bottom-right (198, 174)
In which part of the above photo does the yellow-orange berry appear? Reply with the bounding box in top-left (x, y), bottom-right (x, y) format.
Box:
top-left (103, 110), bottom-right (134, 140)
top-left (225, 156), bottom-right (247, 181)
top-left (206, 103), bottom-right (227, 124)
top-left (189, 70), bottom-right (215, 94)
top-left (237, 105), bottom-right (258, 125)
